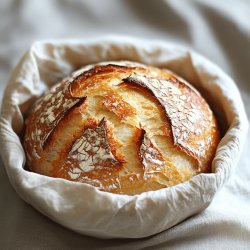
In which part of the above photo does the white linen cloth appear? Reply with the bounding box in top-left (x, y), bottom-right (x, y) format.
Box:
top-left (0, 0), bottom-right (249, 248)
top-left (1, 37), bottom-right (247, 239)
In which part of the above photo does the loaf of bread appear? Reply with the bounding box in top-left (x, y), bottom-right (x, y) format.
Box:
top-left (23, 61), bottom-right (220, 195)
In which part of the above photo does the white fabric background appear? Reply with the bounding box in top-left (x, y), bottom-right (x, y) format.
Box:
top-left (0, 0), bottom-right (249, 249)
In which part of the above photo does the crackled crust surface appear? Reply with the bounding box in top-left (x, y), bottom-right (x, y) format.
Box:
top-left (23, 61), bottom-right (220, 195)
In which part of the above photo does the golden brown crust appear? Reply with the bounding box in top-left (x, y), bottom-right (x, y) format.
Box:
top-left (102, 92), bottom-right (137, 121)
top-left (23, 61), bottom-right (220, 195)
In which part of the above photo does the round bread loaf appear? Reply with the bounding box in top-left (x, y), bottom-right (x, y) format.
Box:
top-left (23, 61), bottom-right (220, 195)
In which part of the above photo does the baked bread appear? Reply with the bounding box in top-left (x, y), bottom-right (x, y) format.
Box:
top-left (23, 61), bottom-right (220, 195)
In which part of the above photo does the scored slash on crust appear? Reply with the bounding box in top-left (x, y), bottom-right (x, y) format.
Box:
top-left (42, 97), bottom-right (86, 149)
top-left (68, 117), bottom-right (123, 176)
top-left (122, 73), bottom-right (212, 162)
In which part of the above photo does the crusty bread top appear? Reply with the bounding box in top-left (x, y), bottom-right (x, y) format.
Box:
top-left (23, 61), bottom-right (220, 195)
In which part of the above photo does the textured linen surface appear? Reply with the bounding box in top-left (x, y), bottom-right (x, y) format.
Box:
top-left (0, 0), bottom-right (249, 249)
